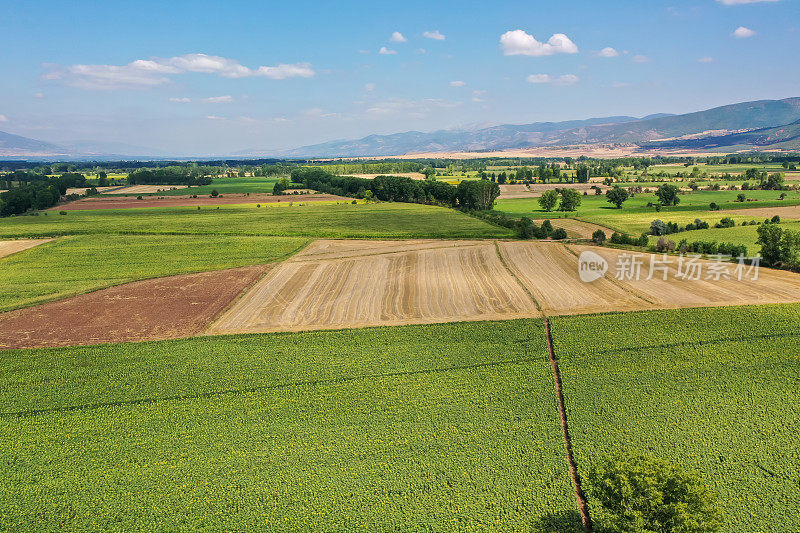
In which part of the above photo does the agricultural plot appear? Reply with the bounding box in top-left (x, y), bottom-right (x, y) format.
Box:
top-left (0, 234), bottom-right (308, 312)
top-left (53, 192), bottom-right (342, 211)
top-left (550, 305), bottom-right (800, 532)
top-left (720, 204), bottom-right (800, 220)
top-left (0, 320), bottom-right (581, 531)
top-left (64, 186), bottom-right (120, 195)
top-left (104, 184), bottom-right (188, 194)
top-left (0, 264), bottom-right (271, 349)
top-left (648, 220), bottom-right (800, 256)
top-left (209, 240), bottom-right (540, 333)
top-left (0, 203), bottom-right (514, 240)
top-left (531, 219), bottom-right (610, 239)
top-left (0, 238), bottom-right (51, 259)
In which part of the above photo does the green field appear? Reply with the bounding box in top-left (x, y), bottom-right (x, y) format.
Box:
top-left (496, 189), bottom-right (800, 235)
top-left (109, 176), bottom-right (284, 196)
top-left (0, 320), bottom-right (581, 531)
top-left (550, 305), bottom-right (800, 532)
top-left (0, 203), bottom-right (513, 240)
top-left (648, 220), bottom-right (800, 255)
top-left (0, 235), bottom-right (309, 312)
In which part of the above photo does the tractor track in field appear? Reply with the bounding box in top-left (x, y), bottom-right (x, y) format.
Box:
top-left (545, 318), bottom-right (593, 532)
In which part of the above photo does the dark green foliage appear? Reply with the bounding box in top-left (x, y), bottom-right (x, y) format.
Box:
top-left (757, 223), bottom-right (800, 267)
top-left (606, 186), bottom-right (629, 209)
top-left (127, 167), bottom-right (213, 186)
top-left (558, 189), bottom-right (582, 211)
top-left (592, 229), bottom-right (606, 245)
top-left (551, 227), bottom-right (568, 240)
top-left (655, 184), bottom-right (681, 206)
top-left (539, 189), bottom-right (559, 212)
top-left (586, 453), bottom-right (724, 533)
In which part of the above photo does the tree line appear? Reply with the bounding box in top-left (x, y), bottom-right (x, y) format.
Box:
top-left (0, 173), bottom-right (86, 216)
top-left (127, 167), bottom-right (214, 186)
top-left (290, 167), bottom-right (500, 211)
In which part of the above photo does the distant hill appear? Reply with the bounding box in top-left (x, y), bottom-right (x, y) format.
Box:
top-left (641, 119), bottom-right (800, 151)
top-left (0, 130), bottom-right (68, 157)
top-left (278, 97), bottom-right (800, 158)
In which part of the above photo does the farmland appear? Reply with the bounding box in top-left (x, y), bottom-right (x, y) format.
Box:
top-left (0, 234), bottom-right (308, 312)
top-left (0, 320), bottom-right (582, 531)
top-left (550, 305), bottom-right (800, 532)
top-left (106, 175), bottom-right (283, 196)
top-left (0, 202), bottom-right (514, 240)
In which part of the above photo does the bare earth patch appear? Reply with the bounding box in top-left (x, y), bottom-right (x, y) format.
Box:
top-left (0, 264), bottom-right (270, 350)
top-left (0, 239), bottom-right (52, 259)
top-left (720, 205), bottom-right (800, 220)
top-left (50, 193), bottom-right (348, 211)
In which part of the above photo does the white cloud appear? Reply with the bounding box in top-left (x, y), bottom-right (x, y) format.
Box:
top-left (733, 26), bottom-right (757, 38)
top-left (0, 114), bottom-right (7, 122)
top-left (471, 90), bottom-right (487, 102)
top-left (500, 30), bottom-right (578, 56)
top-left (698, 56), bottom-right (714, 63)
top-left (206, 115), bottom-right (225, 120)
top-left (717, 0), bottom-right (778, 4)
top-left (379, 46), bottom-right (397, 55)
top-left (203, 95), bottom-right (234, 103)
top-left (423, 30), bottom-right (446, 40)
top-left (169, 97), bottom-right (191, 103)
top-left (632, 54), bottom-right (650, 63)
top-left (43, 53), bottom-right (315, 90)
top-left (449, 80), bottom-right (466, 87)
top-left (364, 82), bottom-right (376, 91)
top-left (526, 74), bottom-right (579, 86)
top-left (34, 92), bottom-right (44, 99)
top-left (390, 31), bottom-right (407, 42)
top-left (598, 47), bottom-right (619, 58)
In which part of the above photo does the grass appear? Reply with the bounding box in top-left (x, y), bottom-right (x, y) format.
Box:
top-left (108, 176), bottom-right (284, 196)
top-left (550, 304), bottom-right (800, 532)
top-left (0, 320), bottom-right (581, 531)
top-left (496, 189), bottom-right (800, 235)
top-left (0, 202), bottom-right (514, 240)
top-left (0, 234), bottom-right (309, 312)
top-left (647, 220), bottom-right (800, 255)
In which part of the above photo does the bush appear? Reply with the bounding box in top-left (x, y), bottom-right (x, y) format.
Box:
top-left (59, 211), bottom-right (67, 215)
top-left (592, 229), bottom-right (606, 245)
top-left (715, 217), bottom-right (735, 229)
top-left (551, 227), bottom-right (568, 240)
top-left (736, 193), bottom-right (746, 202)
top-left (587, 453), bottom-right (724, 533)
top-left (709, 202), bottom-right (720, 211)
top-left (210, 190), bottom-right (219, 198)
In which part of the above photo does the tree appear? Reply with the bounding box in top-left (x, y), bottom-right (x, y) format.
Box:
top-left (273, 178), bottom-right (290, 195)
top-left (592, 229), bottom-right (606, 245)
top-left (539, 189), bottom-right (558, 212)
top-left (655, 184), bottom-right (680, 206)
top-left (558, 189), bottom-right (582, 212)
top-left (575, 164), bottom-right (590, 183)
top-left (757, 224), bottom-right (800, 267)
top-left (606, 186), bottom-right (629, 209)
top-left (515, 217), bottom-right (535, 239)
top-left (586, 453), bottom-right (724, 533)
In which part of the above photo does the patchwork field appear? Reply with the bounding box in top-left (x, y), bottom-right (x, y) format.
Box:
top-left (209, 240), bottom-right (540, 333)
top-left (532, 218), bottom-right (610, 239)
top-left (720, 204), bottom-right (800, 220)
top-left (0, 238), bottom-right (51, 259)
top-left (210, 239), bottom-right (800, 336)
top-left (551, 305), bottom-right (800, 532)
top-left (0, 320), bottom-right (582, 531)
top-left (0, 265), bottom-right (270, 349)
top-left (52, 192), bottom-right (344, 211)
top-left (105, 184), bottom-right (189, 194)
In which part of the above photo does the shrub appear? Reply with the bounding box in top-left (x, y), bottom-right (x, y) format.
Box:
top-left (737, 193), bottom-right (746, 202)
top-left (551, 227), bottom-right (568, 240)
top-left (59, 211), bottom-right (67, 215)
top-left (715, 217), bottom-right (735, 229)
top-left (586, 453), bottom-right (724, 533)
top-left (709, 202), bottom-right (720, 211)
top-left (210, 189), bottom-right (219, 198)
top-left (592, 229), bottom-right (607, 245)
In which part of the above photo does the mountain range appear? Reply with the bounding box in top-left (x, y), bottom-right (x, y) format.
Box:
top-left (2, 97), bottom-right (799, 160)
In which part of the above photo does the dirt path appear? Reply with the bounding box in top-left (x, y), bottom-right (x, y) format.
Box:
top-left (545, 318), bottom-right (593, 532)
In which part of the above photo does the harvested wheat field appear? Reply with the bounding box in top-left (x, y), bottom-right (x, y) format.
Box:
top-left (533, 219), bottom-right (611, 239)
top-left (51, 192), bottom-right (347, 210)
top-left (104, 184), bottom-right (189, 194)
top-left (345, 172), bottom-right (426, 180)
top-left (0, 239), bottom-right (52, 259)
top-left (65, 186), bottom-right (121, 195)
top-left (208, 240), bottom-right (540, 334)
top-left (721, 205), bottom-right (800, 220)
top-left (0, 264), bottom-right (270, 350)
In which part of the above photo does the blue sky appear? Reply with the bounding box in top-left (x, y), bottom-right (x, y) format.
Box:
top-left (1, 0), bottom-right (798, 155)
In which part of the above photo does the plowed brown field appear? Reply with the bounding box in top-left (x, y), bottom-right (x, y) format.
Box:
top-left (0, 264), bottom-right (270, 350)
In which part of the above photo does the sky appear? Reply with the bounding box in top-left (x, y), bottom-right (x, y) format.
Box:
top-left (1, 0), bottom-right (798, 156)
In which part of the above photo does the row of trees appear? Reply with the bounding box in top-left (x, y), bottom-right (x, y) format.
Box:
top-left (290, 167), bottom-right (500, 211)
top-left (127, 167), bottom-right (213, 186)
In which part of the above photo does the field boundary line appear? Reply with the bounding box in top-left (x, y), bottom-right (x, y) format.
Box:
top-left (493, 240), bottom-right (543, 312)
top-left (0, 355), bottom-right (541, 419)
top-left (290, 241), bottom-right (486, 263)
top-left (545, 318), bottom-right (593, 532)
top-left (579, 330), bottom-right (800, 358)
top-left (562, 244), bottom-right (658, 305)
top-left (203, 238), bottom-right (314, 334)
